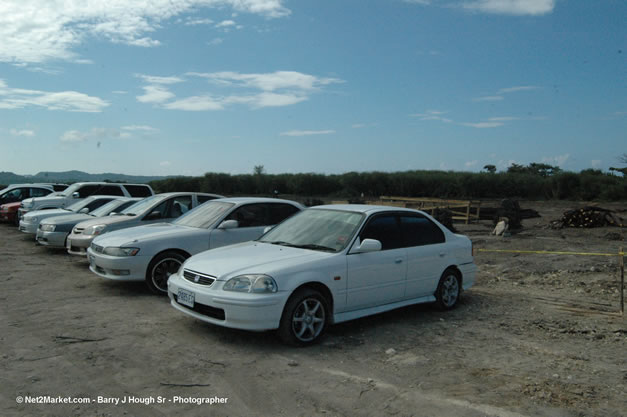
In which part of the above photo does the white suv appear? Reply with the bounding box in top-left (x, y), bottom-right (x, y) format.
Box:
top-left (19, 182), bottom-right (154, 219)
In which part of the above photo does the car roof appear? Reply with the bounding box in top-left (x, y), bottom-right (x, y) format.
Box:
top-left (311, 204), bottom-right (423, 214)
top-left (212, 197), bottom-right (302, 205)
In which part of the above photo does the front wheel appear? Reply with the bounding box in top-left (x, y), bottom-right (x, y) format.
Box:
top-left (435, 269), bottom-right (461, 310)
top-left (146, 251), bottom-right (187, 295)
top-left (278, 288), bottom-right (329, 346)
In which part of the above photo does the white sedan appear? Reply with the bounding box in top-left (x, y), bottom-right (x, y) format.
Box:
top-left (87, 198), bottom-right (303, 293)
top-left (168, 205), bottom-right (476, 345)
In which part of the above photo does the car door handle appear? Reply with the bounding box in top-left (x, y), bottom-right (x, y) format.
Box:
top-left (395, 258), bottom-right (403, 264)
top-left (439, 252), bottom-right (445, 257)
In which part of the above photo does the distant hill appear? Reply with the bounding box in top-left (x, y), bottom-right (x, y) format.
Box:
top-left (0, 170), bottom-right (169, 187)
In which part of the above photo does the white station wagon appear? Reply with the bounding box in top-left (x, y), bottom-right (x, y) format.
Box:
top-left (168, 205), bottom-right (476, 345)
top-left (87, 198), bottom-right (303, 293)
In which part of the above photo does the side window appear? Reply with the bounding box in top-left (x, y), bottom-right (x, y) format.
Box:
top-left (30, 188), bottom-right (52, 198)
top-left (167, 196), bottom-right (192, 218)
top-left (1, 188), bottom-right (25, 203)
top-left (84, 198), bottom-right (114, 212)
top-left (143, 200), bottom-right (169, 220)
top-left (114, 201), bottom-right (136, 212)
top-left (360, 214), bottom-right (402, 250)
top-left (400, 215), bottom-right (445, 247)
top-left (95, 185), bottom-right (125, 196)
top-left (77, 185), bottom-right (101, 198)
top-left (124, 185), bottom-right (152, 197)
top-left (267, 204), bottom-right (300, 225)
top-left (226, 204), bottom-right (267, 228)
top-left (197, 194), bottom-right (218, 204)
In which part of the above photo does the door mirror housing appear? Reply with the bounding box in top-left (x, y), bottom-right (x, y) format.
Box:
top-left (218, 219), bottom-right (238, 230)
top-left (72, 192), bottom-right (80, 198)
top-left (352, 238), bottom-right (382, 254)
top-left (78, 207), bottom-right (89, 214)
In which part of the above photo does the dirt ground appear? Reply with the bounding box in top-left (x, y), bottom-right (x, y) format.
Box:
top-left (0, 201), bottom-right (625, 417)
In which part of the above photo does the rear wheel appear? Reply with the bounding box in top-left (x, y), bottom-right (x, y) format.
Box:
top-left (146, 251), bottom-right (187, 295)
top-left (278, 288), bottom-right (329, 346)
top-left (435, 269), bottom-right (461, 310)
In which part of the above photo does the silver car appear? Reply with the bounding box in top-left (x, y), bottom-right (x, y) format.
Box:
top-left (87, 197), bottom-right (303, 293)
top-left (67, 192), bottom-right (223, 256)
top-left (36, 198), bottom-right (142, 248)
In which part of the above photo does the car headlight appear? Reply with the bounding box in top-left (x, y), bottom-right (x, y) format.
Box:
top-left (40, 224), bottom-right (55, 232)
top-left (102, 247), bottom-right (140, 257)
top-left (27, 216), bottom-right (37, 223)
top-left (84, 224), bottom-right (106, 236)
top-left (223, 274), bottom-right (278, 293)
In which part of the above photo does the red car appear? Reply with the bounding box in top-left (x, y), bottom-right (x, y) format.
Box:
top-left (0, 202), bottom-right (21, 225)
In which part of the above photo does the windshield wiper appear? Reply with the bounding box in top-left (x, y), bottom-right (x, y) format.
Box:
top-left (264, 240), bottom-right (295, 246)
top-left (125, 213), bottom-right (137, 216)
top-left (289, 243), bottom-right (336, 252)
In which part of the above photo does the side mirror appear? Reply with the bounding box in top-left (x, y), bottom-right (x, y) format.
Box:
top-left (218, 219), bottom-right (238, 230)
top-left (263, 225), bottom-right (274, 234)
top-left (108, 212), bottom-right (117, 216)
top-left (352, 238), bottom-right (382, 254)
top-left (72, 192), bottom-right (80, 198)
top-left (78, 207), bottom-right (89, 214)
top-left (145, 211), bottom-right (162, 221)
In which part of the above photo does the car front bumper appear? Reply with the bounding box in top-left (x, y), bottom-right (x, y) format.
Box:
top-left (66, 233), bottom-right (96, 256)
top-left (19, 219), bottom-right (38, 234)
top-left (86, 248), bottom-right (149, 281)
top-left (36, 230), bottom-right (69, 247)
top-left (167, 273), bottom-right (288, 331)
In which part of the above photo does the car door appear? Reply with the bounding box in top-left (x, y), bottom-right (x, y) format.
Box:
top-left (209, 203), bottom-right (269, 249)
top-left (401, 214), bottom-right (450, 298)
top-left (345, 213), bottom-right (407, 311)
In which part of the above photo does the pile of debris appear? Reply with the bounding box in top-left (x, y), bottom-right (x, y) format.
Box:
top-left (549, 207), bottom-right (624, 229)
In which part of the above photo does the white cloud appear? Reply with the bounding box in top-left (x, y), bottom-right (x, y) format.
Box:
top-left (498, 85), bottom-right (539, 94)
top-left (10, 129), bottom-right (35, 137)
top-left (184, 18), bottom-right (214, 26)
top-left (0, 80), bottom-right (108, 112)
top-left (0, 0), bottom-right (290, 64)
top-left (159, 161), bottom-right (171, 167)
top-left (215, 20), bottom-right (236, 28)
top-left (542, 153), bottom-right (570, 166)
top-left (60, 126), bottom-right (157, 143)
top-left (472, 95), bottom-right (504, 102)
top-left (137, 75), bottom-right (184, 85)
top-left (488, 116), bottom-right (519, 121)
top-left (136, 85), bottom-right (176, 104)
top-left (411, 110), bottom-right (453, 123)
top-left (60, 130), bottom-right (89, 143)
top-left (591, 160), bottom-right (601, 168)
top-left (465, 160), bottom-right (478, 167)
top-left (140, 71), bottom-right (341, 110)
top-left (208, 38), bottom-right (224, 45)
top-left (460, 121), bottom-right (504, 128)
top-left (112, 90), bottom-right (127, 94)
top-left (280, 130), bottom-right (335, 137)
top-left (461, 0), bottom-right (555, 15)
top-left (121, 125), bottom-right (159, 133)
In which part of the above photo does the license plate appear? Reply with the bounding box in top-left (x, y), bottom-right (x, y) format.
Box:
top-left (177, 288), bottom-right (195, 308)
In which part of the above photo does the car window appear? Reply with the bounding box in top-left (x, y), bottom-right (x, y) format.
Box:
top-left (2, 188), bottom-right (25, 202)
top-left (30, 188), bottom-right (52, 198)
top-left (124, 185), bottom-right (153, 197)
top-left (84, 198), bottom-right (115, 212)
top-left (174, 201), bottom-right (234, 229)
top-left (143, 199), bottom-right (169, 220)
top-left (197, 194), bottom-right (219, 204)
top-left (360, 214), bottom-right (403, 250)
top-left (168, 196), bottom-right (192, 218)
top-left (267, 203), bottom-right (300, 225)
top-left (400, 215), bottom-right (445, 247)
top-left (226, 203), bottom-right (267, 227)
top-left (95, 185), bottom-right (125, 196)
top-left (76, 185), bottom-right (101, 198)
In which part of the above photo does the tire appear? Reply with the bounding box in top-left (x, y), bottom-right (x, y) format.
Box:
top-left (145, 251), bottom-right (187, 295)
top-left (435, 269), bottom-right (461, 310)
top-left (278, 288), bottom-right (330, 346)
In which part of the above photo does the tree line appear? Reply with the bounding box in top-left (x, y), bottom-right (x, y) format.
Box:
top-left (149, 163), bottom-right (626, 201)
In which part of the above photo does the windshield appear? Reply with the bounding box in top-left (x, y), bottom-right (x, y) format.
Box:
top-left (60, 183), bottom-right (81, 197)
top-left (174, 201), bottom-right (234, 229)
top-left (259, 209), bottom-right (364, 252)
top-left (120, 195), bottom-right (163, 216)
top-left (90, 199), bottom-right (127, 217)
top-left (65, 198), bottom-right (94, 212)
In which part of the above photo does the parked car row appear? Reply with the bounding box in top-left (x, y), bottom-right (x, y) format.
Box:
top-left (2, 182), bottom-right (476, 345)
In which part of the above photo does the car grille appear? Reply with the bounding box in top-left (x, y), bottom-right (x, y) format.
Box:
top-left (91, 243), bottom-right (104, 254)
top-left (174, 296), bottom-right (225, 320)
top-left (182, 269), bottom-right (216, 286)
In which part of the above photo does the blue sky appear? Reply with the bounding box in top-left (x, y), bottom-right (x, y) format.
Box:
top-left (0, 0), bottom-right (625, 176)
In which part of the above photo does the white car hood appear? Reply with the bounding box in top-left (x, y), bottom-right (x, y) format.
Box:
top-left (25, 208), bottom-right (72, 219)
top-left (75, 214), bottom-right (142, 229)
top-left (93, 223), bottom-right (204, 247)
top-left (182, 241), bottom-right (333, 279)
top-left (24, 196), bottom-right (67, 207)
